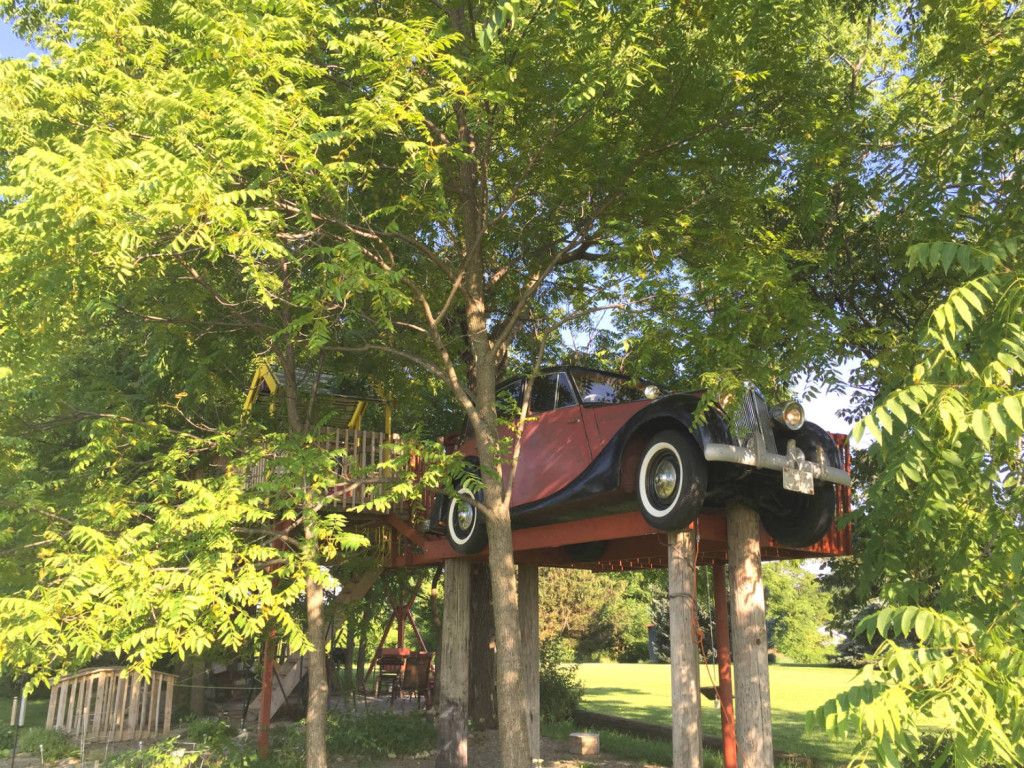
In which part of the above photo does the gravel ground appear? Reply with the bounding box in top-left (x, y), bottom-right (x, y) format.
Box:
top-left (332, 729), bottom-right (658, 768)
top-left (10, 730), bottom-right (656, 768)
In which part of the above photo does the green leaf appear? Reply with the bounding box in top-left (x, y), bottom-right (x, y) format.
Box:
top-left (899, 607), bottom-right (916, 637)
top-left (951, 294), bottom-right (975, 329)
top-left (940, 242), bottom-right (957, 273)
top-left (887, 400), bottom-right (908, 426)
top-left (1002, 395), bottom-right (1023, 430)
top-left (875, 607), bottom-right (895, 639)
top-left (971, 409), bottom-right (992, 443)
top-left (987, 402), bottom-right (1007, 440)
top-left (914, 610), bottom-right (935, 642)
top-left (876, 408), bottom-right (894, 435)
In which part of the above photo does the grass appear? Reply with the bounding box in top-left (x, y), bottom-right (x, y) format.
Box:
top-left (542, 719), bottom-right (725, 767)
top-left (577, 662), bottom-right (863, 766)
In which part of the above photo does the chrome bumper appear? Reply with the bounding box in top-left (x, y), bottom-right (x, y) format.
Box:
top-left (704, 442), bottom-right (852, 487)
top-left (704, 388), bottom-right (852, 492)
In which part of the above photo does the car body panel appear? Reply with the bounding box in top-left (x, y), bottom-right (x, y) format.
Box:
top-left (514, 403), bottom-right (592, 507)
top-left (582, 399), bottom-right (649, 445)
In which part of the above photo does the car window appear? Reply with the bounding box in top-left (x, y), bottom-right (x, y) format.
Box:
top-left (528, 372), bottom-right (577, 413)
top-left (574, 372), bottom-right (645, 404)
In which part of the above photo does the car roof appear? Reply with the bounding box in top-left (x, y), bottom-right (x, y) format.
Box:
top-left (497, 365), bottom-right (643, 390)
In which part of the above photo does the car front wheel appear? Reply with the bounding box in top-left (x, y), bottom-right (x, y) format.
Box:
top-left (636, 430), bottom-right (707, 530)
top-left (445, 487), bottom-right (488, 554)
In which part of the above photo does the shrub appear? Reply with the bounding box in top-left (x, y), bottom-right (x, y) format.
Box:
top-left (539, 638), bottom-right (584, 722)
top-left (182, 716), bottom-right (237, 750)
top-left (266, 722), bottom-right (306, 768)
top-left (106, 738), bottom-right (207, 768)
top-left (326, 710), bottom-right (435, 758)
top-left (0, 726), bottom-right (77, 761)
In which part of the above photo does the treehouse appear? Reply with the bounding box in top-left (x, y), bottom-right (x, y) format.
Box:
top-left (241, 360), bottom-right (431, 537)
top-left (239, 361), bottom-right (854, 768)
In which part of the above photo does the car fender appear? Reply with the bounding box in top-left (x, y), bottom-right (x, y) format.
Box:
top-left (604, 395), bottom-right (729, 492)
top-left (510, 394), bottom-right (726, 518)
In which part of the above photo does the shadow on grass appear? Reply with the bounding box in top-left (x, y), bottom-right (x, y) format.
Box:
top-left (583, 684), bottom-right (672, 724)
top-left (582, 686), bottom-right (857, 766)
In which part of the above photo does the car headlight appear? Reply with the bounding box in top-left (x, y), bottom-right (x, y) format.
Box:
top-left (770, 401), bottom-right (805, 431)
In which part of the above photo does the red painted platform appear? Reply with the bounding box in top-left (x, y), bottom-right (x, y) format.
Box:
top-left (377, 437), bottom-right (853, 571)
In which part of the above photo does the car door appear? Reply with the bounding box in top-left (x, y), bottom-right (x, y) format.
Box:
top-left (511, 372), bottom-right (593, 508)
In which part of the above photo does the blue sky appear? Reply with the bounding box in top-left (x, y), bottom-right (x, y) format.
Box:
top-left (0, 18), bottom-right (38, 58)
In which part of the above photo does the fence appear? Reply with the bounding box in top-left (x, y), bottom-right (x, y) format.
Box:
top-left (46, 668), bottom-right (175, 743)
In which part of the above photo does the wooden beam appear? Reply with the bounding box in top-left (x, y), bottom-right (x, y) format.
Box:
top-left (517, 565), bottom-right (541, 760)
top-left (668, 529), bottom-right (702, 768)
top-left (726, 503), bottom-right (774, 768)
top-left (384, 513), bottom-right (428, 549)
top-left (572, 708), bottom-right (724, 751)
top-left (436, 559), bottom-right (471, 768)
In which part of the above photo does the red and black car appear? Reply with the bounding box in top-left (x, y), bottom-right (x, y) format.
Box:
top-left (431, 366), bottom-right (852, 554)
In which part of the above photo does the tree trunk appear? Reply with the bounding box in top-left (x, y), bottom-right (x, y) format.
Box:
top-left (469, 355), bottom-right (530, 765)
top-left (668, 530), bottom-right (702, 768)
top-left (469, 563), bottom-right (498, 729)
top-left (517, 564), bottom-right (541, 760)
top-left (485, 511), bottom-right (531, 768)
top-left (437, 559), bottom-right (471, 768)
top-left (713, 562), bottom-right (738, 768)
top-left (356, 600), bottom-right (372, 691)
top-left (188, 660), bottom-right (206, 718)
top-left (726, 503), bottom-right (773, 768)
top-left (449, 81), bottom-right (530, 764)
top-left (305, 541), bottom-right (329, 768)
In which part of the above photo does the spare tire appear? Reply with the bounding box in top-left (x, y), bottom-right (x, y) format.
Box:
top-left (760, 483), bottom-right (836, 548)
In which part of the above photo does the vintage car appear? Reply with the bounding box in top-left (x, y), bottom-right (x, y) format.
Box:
top-left (430, 366), bottom-right (852, 554)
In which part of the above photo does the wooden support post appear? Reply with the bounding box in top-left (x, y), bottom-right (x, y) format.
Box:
top-left (726, 503), bottom-right (774, 768)
top-left (257, 638), bottom-right (275, 759)
top-left (668, 529), bottom-right (702, 768)
top-left (517, 564), bottom-right (541, 761)
top-left (436, 559), bottom-right (471, 768)
top-left (468, 564), bottom-right (498, 729)
top-left (713, 562), bottom-right (737, 768)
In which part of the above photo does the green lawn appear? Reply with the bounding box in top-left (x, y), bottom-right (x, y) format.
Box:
top-left (578, 662), bottom-right (864, 766)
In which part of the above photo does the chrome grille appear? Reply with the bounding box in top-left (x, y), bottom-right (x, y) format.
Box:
top-left (735, 388), bottom-right (778, 455)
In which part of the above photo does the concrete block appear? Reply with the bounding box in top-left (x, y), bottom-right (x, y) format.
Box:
top-left (569, 732), bottom-right (600, 756)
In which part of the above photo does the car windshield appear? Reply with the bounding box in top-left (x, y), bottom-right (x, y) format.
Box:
top-left (573, 371), bottom-right (646, 404)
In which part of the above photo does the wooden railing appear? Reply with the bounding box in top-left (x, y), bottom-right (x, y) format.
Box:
top-left (46, 668), bottom-right (175, 743)
top-left (321, 429), bottom-right (397, 509)
top-left (245, 429), bottom-right (404, 512)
